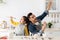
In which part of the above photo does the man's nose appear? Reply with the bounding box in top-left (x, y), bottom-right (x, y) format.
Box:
top-left (34, 17), bottom-right (36, 19)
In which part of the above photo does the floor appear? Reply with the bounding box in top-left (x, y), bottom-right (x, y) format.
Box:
top-left (0, 28), bottom-right (60, 40)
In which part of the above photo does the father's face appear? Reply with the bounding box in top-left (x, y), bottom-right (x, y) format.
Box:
top-left (29, 14), bottom-right (37, 23)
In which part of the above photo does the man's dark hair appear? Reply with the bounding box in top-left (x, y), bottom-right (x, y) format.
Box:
top-left (27, 12), bottom-right (33, 18)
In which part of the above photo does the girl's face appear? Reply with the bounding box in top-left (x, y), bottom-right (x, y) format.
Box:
top-left (20, 17), bottom-right (26, 24)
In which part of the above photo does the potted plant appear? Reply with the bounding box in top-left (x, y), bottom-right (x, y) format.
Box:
top-left (48, 22), bottom-right (52, 28)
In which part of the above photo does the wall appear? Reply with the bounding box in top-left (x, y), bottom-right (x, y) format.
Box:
top-left (0, 0), bottom-right (45, 21)
top-left (0, 0), bottom-right (60, 28)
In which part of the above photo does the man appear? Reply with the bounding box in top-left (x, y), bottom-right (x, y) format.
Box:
top-left (27, 0), bottom-right (53, 36)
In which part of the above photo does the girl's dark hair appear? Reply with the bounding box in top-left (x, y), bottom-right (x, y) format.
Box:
top-left (23, 16), bottom-right (30, 34)
top-left (23, 16), bottom-right (30, 25)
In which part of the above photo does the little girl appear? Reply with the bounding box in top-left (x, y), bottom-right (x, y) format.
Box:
top-left (10, 16), bottom-right (29, 36)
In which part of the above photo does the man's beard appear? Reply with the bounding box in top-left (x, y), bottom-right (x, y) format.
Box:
top-left (35, 19), bottom-right (38, 22)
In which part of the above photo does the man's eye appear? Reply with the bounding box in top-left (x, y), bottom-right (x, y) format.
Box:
top-left (32, 17), bottom-right (34, 18)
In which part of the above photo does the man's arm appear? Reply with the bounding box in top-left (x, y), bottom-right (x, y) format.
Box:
top-left (41, 22), bottom-right (47, 32)
top-left (39, 22), bottom-right (47, 35)
top-left (37, 0), bottom-right (53, 20)
top-left (37, 10), bottom-right (48, 20)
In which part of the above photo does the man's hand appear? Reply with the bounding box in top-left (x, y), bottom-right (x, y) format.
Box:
top-left (41, 21), bottom-right (47, 32)
top-left (46, 0), bottom-right (53, 10)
